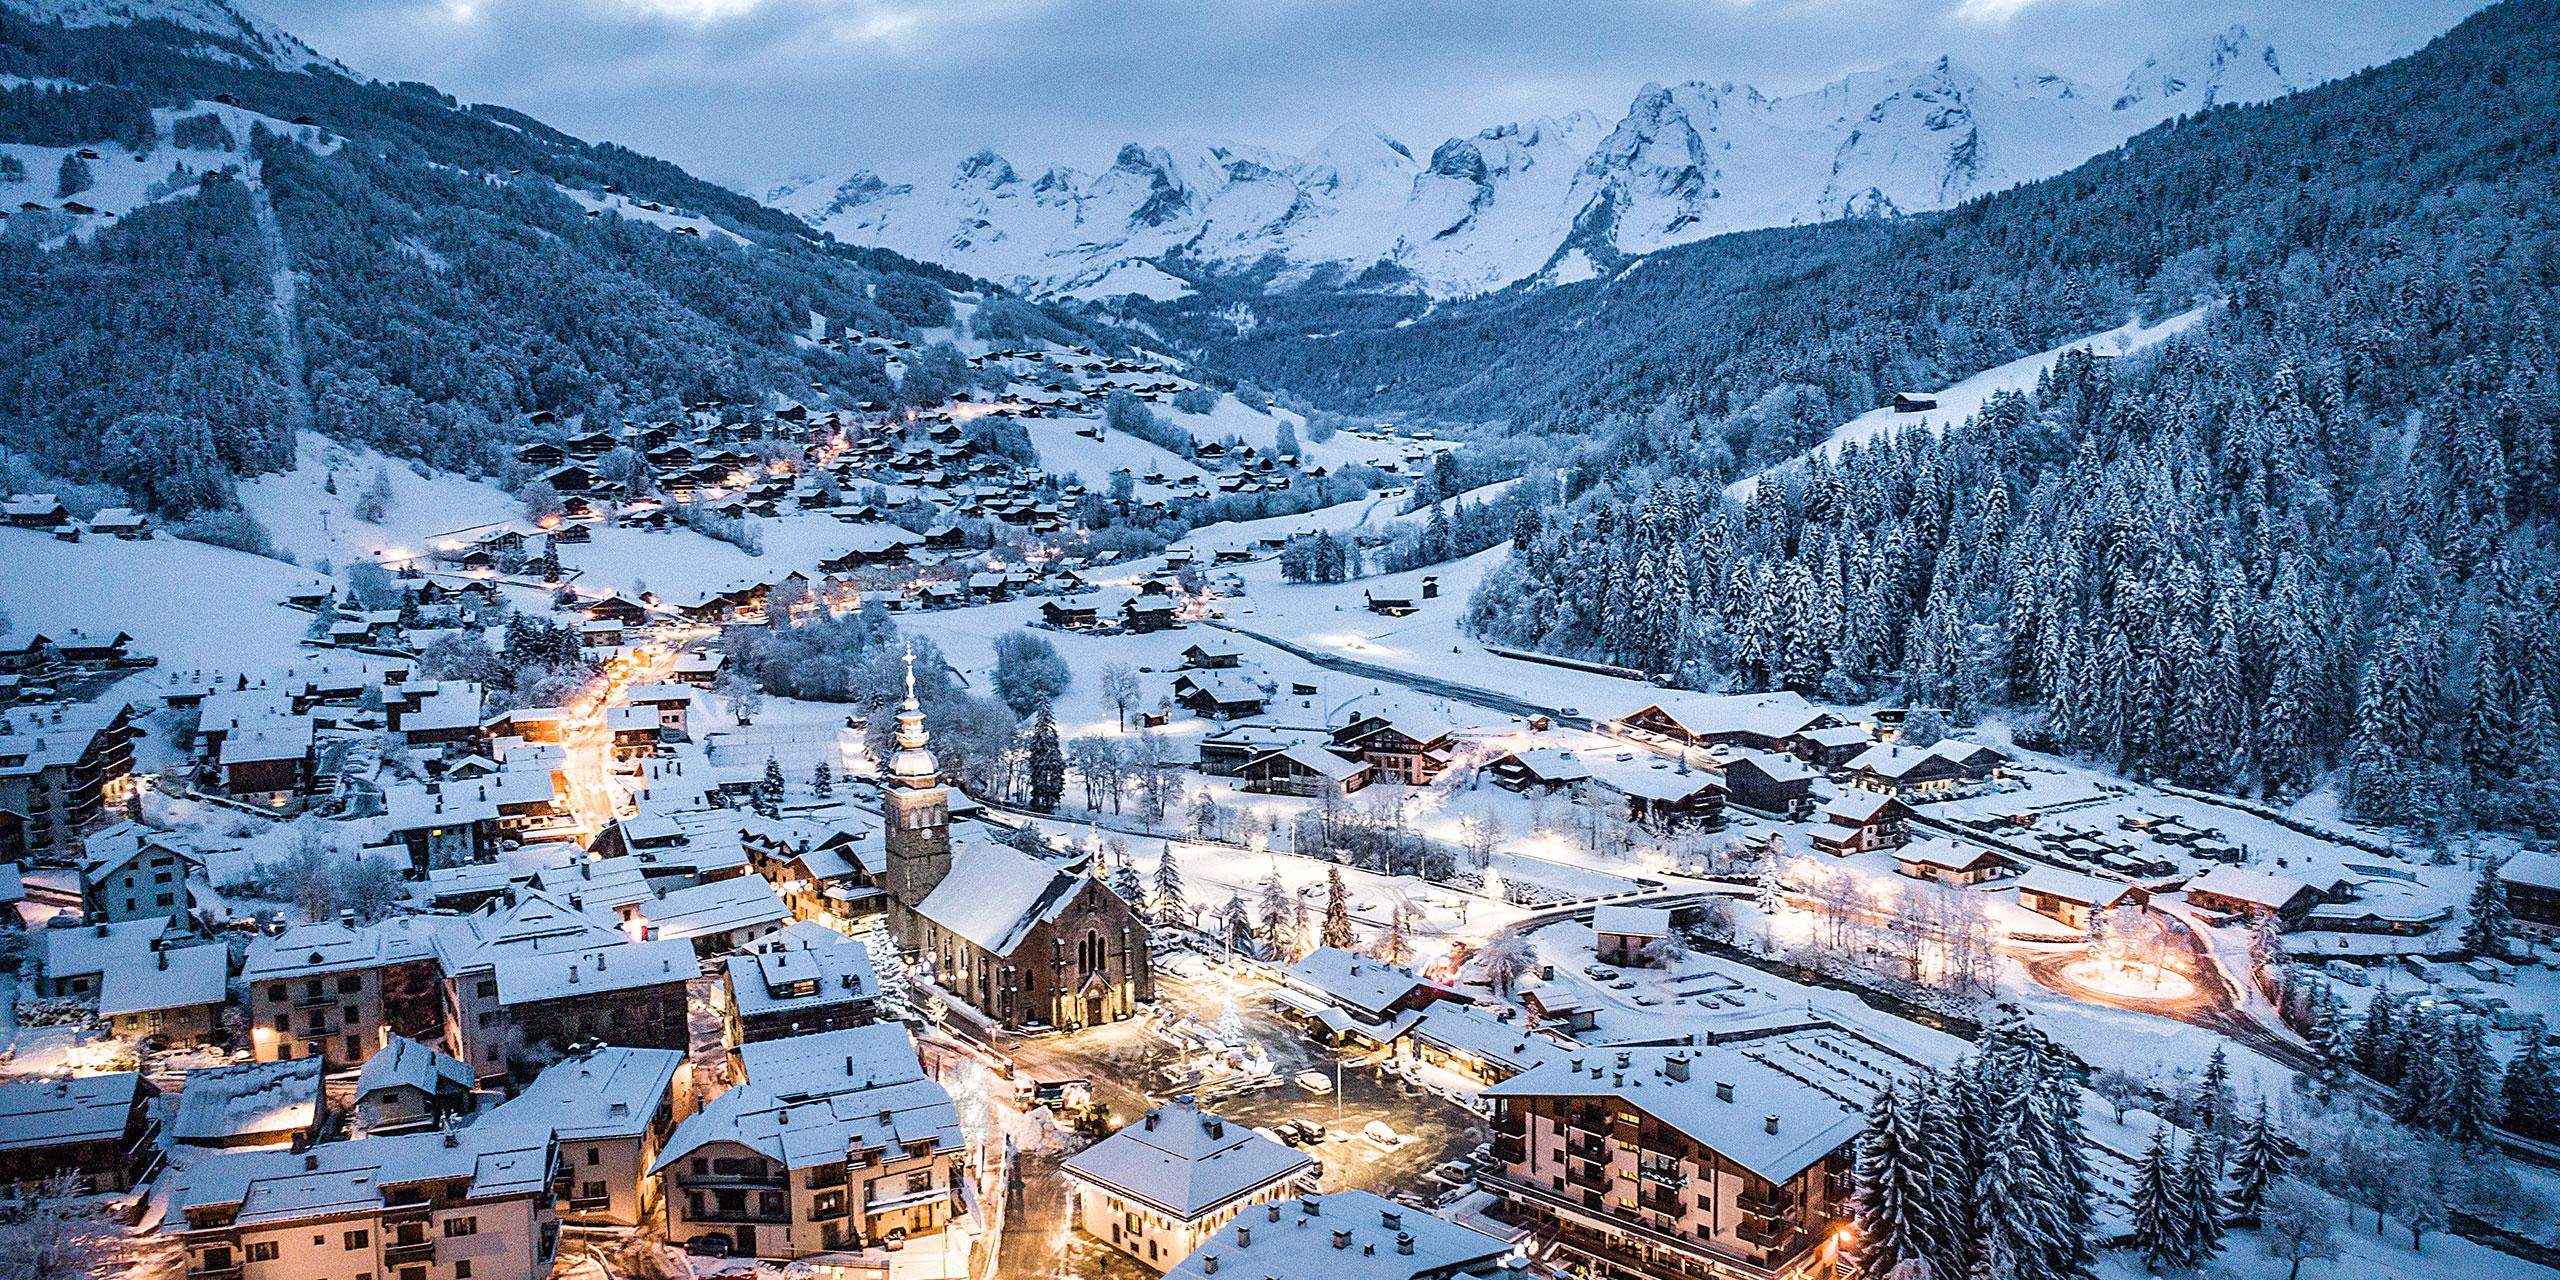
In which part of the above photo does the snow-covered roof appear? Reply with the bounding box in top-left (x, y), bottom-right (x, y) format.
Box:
top-left (1061, 1098), bottom-right (1314, 1221)
top-left (243, 916), bottom-right (439, 982)
top-left (172, 1059), bottom-right (325, 1145)
top-left (484, 1046), bottom-right (683, 1142)
top-left (0, 1072), bottom-right (145, 1153)
top-left (2013, 863), bottom-right (2133, 907)
top-left (1165, 1189), bottom-right (1511, 1280)
top-left (489, 937), bottom-right (696, 1005)
top-left (654, 1025), bottom-right (958, 1172)
top-left (36, 917), bottom-right (171, 983)
top-left (1407, 1006), bottom-right (1573, 1078)
top-left (914, 837), bottom-right (1092, 957)
top-left (1822, 790), bottom-right (1901, 823)
top-left (2183, 866), bottom-right (2318, 910)
top-left (1281, 947), bottom-right (1450, 1020)
top-left (1491, 747), bottom-right (1591, 784)
top-left (1590, 906), bottom-right (1672, 938)
top-left (1619, 689), bottom-right (1829, 741)
top-left (1249, 742), bottom-right (1370, 781)
top-left (1721, 749), bottom-right (1812, 783)
top-left (97, 941), bottom-right (228, 1017)
top-left (78, 820), bottom-right (201, 878)
top-left (636, 873), bottom-right (787, 942)
top-left (2500, 851), bottom-right (2560, 892)
top-left (725, 928), bottom-right (879, 1019)
top-left (1484, 1045), bottom-right (1862, 1184)
top-left (168, 1123), bottom-right (555, 1224)
top-left (355, 1036), bottom-right (476, 1101)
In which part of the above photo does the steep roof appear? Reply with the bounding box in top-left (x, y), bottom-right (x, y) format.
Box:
top-left (1061, 1098), bottom-right (1313, 1221)
top-left (484, 1046), bottom-right (683, 1141)
top-left (355, 1036), bottom-right (476, 1101)
top-left (914, 838), bottom-right (1092, 957)
top-left (98, 941), bottom-right (229, 1017)
top-left (1165, 1189), bottom-right (1511, 1280)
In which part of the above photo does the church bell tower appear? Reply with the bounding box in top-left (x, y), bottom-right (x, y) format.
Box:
top-left (883, 646), bottom-right (952, 945)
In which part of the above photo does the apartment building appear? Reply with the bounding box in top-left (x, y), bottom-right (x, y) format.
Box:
top-left (169, 1127), bottom-right (563, 1280)
top-left (486, 1047), bottom-right (688, 1229)
top-left (1061, 1097), bottom-right (1314, 1272)
top-left (1482, 1047), bottom-right (1860, 1280)
top-left (653, 1024), bottom-right (965, 1258)
top-left (243, 918), bottom-right (444, 1069)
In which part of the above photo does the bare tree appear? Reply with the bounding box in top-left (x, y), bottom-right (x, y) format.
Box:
top-left (2256, 1183), bottom-right (2340, 1280)
top-left (0, 1172), bottom-right (119, 1280)
top-left (1100, 662), bottom-right (1141, 729)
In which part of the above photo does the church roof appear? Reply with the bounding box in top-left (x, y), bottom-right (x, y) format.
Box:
top-left (914, 837), bottom-right (1092, 958)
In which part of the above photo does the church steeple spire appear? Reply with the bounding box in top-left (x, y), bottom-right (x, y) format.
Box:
top-left (888, 643), bottom-right (938, 788)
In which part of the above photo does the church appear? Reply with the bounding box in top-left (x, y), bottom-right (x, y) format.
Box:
top-left (881, 654), bottom-right (1153, 1031)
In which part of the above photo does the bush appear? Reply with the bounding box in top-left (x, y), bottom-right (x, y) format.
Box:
top-left (173, 509), bottom-right (288, 559)
top-left (1171, 387), bottom-right (1217, 414)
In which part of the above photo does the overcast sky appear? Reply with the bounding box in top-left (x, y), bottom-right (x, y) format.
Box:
top-left (238, 0), bottom-right (2481, 194)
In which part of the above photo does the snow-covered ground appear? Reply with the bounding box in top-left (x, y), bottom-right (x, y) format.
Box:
top-left (1727, 305), bottom-right (2213, 501)
top-left (0, 526), bottom-right (323, 671)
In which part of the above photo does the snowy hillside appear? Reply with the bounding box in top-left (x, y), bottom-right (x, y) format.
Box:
top-left (7, 0), bottom-right (337, 71)
top-left (775, 25), bottom-right (2406, 299)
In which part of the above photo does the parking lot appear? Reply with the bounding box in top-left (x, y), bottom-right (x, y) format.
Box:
top-left (1000, 965), bottom-right (1491, 1279)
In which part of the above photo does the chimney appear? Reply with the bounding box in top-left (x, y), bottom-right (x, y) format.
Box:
top-left (1396, 1233), bottom-right (1415, 1256)
top-left (1765, 1114), bottom-right (1780, 1135)
top-left (1301, 1195), bottom-right (1320, 1217)
top-left (1380, 1210), bottom-right (1400, 1230)
top-left (304, 1153), bottom-right (319, 1170)
top-left (1202, 1257), bottom-right (1218, 1275)
top-left (157, 950), bottom-right (169, 971)
top-left (1665, 1054), bottom-right (1689, 1082)
top-left (1236, 1226), bottom-right (1250, 1248)
top-left (1266, 1203), bottom-right (1281, 1223)
top-left (1205, 1118), bottom-right (1224, 1139)
top-left (1331, 1230), bottom-right (1352, 1250)
top-left (1143, 1109), bottom-right (1160, 1131)
top-left (1715, 1081), bottom-right (1734, 1103)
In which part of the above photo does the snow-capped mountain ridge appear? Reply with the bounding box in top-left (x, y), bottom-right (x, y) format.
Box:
top-left (8, 0), bottom-right (340, 72)
top-left (776, 25), bottom-right (2399, 299)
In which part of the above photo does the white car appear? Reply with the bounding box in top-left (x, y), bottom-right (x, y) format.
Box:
top-left (1295, 1071), bottom-right (1334, 1095)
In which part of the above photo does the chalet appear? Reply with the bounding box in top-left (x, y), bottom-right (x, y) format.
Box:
top-left (721, 923), bottom-right (883, 1047)
top-left (516, 441), bottom-right (567, 468)
top-left (1843, 737), bottom-right (2009, 796)
top-left (2183, 866), bottom-right (2326, 928)
top-left (0, 1072), bottom-right (158, 1191)
top-left (1172, 671), bottom-right (1266, 720)
top-left (2015, 865), bottom-right (2145, 931)
top-left (1121, 591), bottom-right (1180, 633)
top-left (80, 823), bottom-right (204, 924)
top-left (1809, 790), bottom-right (1911, 856)
top-left (2499, 851), bottom-right (2560, 937)
top-left (1328, 713), bottom-right (1454, 785)
top-left (543, 464), bottom-right (596, 493)
top-left (1363, 591), bottom-right (1417, 617)
top-left (1196, 728), bottom-right (1300, 777)
top-left (88, 508), bottom-right (147, 539)
top-left (1718, 750), bottom-right (1814, 816)
top-left (1893, 836), bottom-right (2013, 886)
top-left (351, 1036), bottom-right (476, 1134)
top-left (3, 493), bottom-right (69, 529)
top-left (1164, 1190), bottom-right (1512, 1280)
top-left (1893, 391), bottom-right (1939, 412)
top-left (1610, 690), bottom-right (1838, 754)
top-left (1063, 1098), bottom-right (1316, 1273)
top-left (1585, 758), bottom-right (1726, 832)
top-left (1041, 599), bottom-right (1101, 629)
top-left (1791, 723), bottom-right (1875, 766)
top-left (170, 1058), bottom-right (326, 1150)
top-left (1484, 747), bottom-right (1592, 793)
top-left (1239, 743), bottom-right (1372, 797)
top-left (98, 940), bottom-right (230, 1047)
top-left (1591, 905), bottom-right (1674, 968)
top-left (1178, 643), bottom-right (1242, 670)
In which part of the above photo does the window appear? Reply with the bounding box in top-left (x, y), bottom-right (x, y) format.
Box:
top-left (247, 1244), bottom-right (279, 1263)
top-left (268, 984), bottom-right (287, 1002)
top-left (339, 975), bottom-right (363, 994)
top-left (344, 1035), bottom-right (361, 1059)
top-left (441, 1218), bottom-right (476, 1238)
top-left (584, 1147), bottom-right (599, 1166)
top-left (271, 1014), bottom-right (289, 1033)
top-left (578, 1182), bottom-right (606, 1204)
top-left (454, 1265), bottom-right (471, 1280)
top-left (343, 1230), bottom-right (369, 1250)
top-left (476, 980), bottom-right (497, 999)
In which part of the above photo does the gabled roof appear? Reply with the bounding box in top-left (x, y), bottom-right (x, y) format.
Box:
top-left (172, 1059), bottom-right (325, 1145)
top-left (0, 1073), bottom-right (147, 1152)
top-left (355, 1036), bottom-right (476, 1101)
top-left (484, 1046), bottom-right (682, 1141)
top-left (914, 838), bottom-right (1093, 957)
top-left (98, 942), bottom-right (229, 1017)
top-left (1061, 1098), bottom-right (1313, 1221)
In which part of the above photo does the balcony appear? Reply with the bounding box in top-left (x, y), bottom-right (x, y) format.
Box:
top-left (1483, 1173), bottom-right (1811, 1280)
top-left (1736, 1190), bottom-right (1792, 1219)
top-left (688, 1208), bottom-right (792, 1226)
top-left (189, 1264), bottom-right (242, 1280)
top-left (683, 1170), bottom-right (786, 1187)
top-left (384, 1239), bottom-right (435, 1265)
top-left (382, 1199), bottom-right (433, 1220)
top-left (1563, 1161), bottom-right (1611, 1192)
top-left (1564, 1136), bottom-right (1608, 1163)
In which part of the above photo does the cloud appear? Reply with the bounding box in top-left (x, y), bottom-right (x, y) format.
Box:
top-left (235, 0), bottom-right (2485, 193)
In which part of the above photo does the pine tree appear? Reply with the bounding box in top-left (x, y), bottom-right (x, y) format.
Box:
top-left (2441, 1014), bottom-right (2502, 1145)
top-left (1970, 1105), bottom-right (2048, 1280)
top-left (2503, 1016), bottom-right (2560, 1138)
top-left (810, 760), bottom-right (833, 799)
top-left (2176, 1129), bottom-right (2228, 1264)
top-left (1104, 853), bottom-right (1145, 908)
top-left (1852, 1080), bottom-right (1941, 1278)
top-left (1321, 867), bottom-right (1353, 949)
top-left (1151, 846), bottom-right (1187, 929)
top-left (757, 753), bottom-right (785, 815)
top-left (1257, 874), bottom-right (1294, 955)
top-left (1222, 893), bottom-right (1254, 955)
top-left (2131, 1125), bottom-right (2184, 1269)
top-left (2463, 859), bottom-right (2513, 957)
top-left (1380, 900), bottom-right (1412, 966)
top-left (2226, 1098), bottom-right (2287, 1225)
top-left (1026, 704), bottom-right (1065, 813)
top-left (2196, 1045), bottom-right (2236, 1142)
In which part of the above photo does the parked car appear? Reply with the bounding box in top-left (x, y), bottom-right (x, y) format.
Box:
top-left (1295, 1070), bottom-right (1334, 1095)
